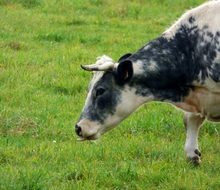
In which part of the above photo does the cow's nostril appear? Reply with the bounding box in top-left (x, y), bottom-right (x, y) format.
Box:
top-left (75, 124), bottom-right (82, 136)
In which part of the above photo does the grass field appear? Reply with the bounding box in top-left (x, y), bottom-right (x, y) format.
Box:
top-left (1, 0), bottom-right (220, 189)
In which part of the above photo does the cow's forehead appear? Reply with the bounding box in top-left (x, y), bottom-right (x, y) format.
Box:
top-left (89, 71), bottom-right (105, 90)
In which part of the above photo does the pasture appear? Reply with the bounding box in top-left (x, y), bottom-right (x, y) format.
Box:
top-left (0, 0), bottom-right (220, 189)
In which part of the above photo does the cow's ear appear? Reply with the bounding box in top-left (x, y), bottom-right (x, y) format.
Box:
top-left (118, 53), bottom-right (132, 63)
top-left (116, 60), bottom-right (133, 85)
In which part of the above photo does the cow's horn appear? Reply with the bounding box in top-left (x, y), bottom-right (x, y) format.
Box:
top-left (81, 55), bottom-right (115, 71)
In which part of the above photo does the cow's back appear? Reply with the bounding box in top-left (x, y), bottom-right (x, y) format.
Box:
top-left (163, 1), bottom-right (220, 92)
top-left (164, 1), bottom-right (220, 39)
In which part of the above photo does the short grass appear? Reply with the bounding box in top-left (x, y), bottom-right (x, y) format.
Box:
top-left (0, 0), bottom-right (220, 189)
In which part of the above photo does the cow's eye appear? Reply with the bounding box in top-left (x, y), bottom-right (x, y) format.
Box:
top-left (96, 87), bottom-right (105, 97)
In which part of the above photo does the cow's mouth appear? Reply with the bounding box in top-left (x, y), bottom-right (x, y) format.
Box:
top-left (77, 134), bottom-right (99, 141)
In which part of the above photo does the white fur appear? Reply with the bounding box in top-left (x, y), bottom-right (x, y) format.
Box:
top-left (132, 60), bottom-right (145, 75)
top-left (184, 113), bottom-right (204, 159)
top-left (163, 1), bottom-right (220, 39)
top-left (148, 60), bottom-right (158, 72)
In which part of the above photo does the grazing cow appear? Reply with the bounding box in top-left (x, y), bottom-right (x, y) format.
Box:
top-left (76, 1), bottom-right (220, 165)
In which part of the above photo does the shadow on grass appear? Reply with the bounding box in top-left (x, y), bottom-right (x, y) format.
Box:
top-left (42, 84), bottom-right (84, 96)
top-left (0, 41), bottom-right (25, 51)
top-left (65, 171), bottom-right (85, 181)
top-left (66, 19), bottom-right (87, 26)
top-left (0, 114), bottom-right (39, 136)
top-left (37, 33), bottom-right (66, 43)
top-left (0, 0), bottom-right (41, 8)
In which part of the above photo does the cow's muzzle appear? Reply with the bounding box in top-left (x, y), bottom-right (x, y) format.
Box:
top-left (75, 119), bottom-right (101, 141)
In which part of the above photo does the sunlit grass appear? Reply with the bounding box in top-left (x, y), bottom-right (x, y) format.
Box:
top-left (1, 0), bottom-right (220, 189)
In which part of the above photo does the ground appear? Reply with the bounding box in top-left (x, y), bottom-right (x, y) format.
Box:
top-left (0, 0), bottom-right (220, 189)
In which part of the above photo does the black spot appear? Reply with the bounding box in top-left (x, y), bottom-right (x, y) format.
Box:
top-left (187, 156), bottom-right (201, 166)
top-left (194, 149), bottom-right (201, 157)
top-left (189, 16), bottom-right (195, 24)
top-left (202, 25), bottom-right (209, 30)
top-left (210, 63), bottom-right (220, 82)
top-left (80, 72), bottom-right (122, 123)
top-left (207, 32), bottom-right (214, 38)
top-left (95, 87), bottom-right (105, 98)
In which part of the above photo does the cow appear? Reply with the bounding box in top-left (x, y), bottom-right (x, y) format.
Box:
top-left (75, 0), bottom-right (220, 165)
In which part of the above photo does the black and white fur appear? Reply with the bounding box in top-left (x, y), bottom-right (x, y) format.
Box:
top-left (76, 1), bottom-right (220, 165)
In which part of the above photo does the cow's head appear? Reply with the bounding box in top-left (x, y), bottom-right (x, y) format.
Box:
top-left (75, 54), bottom-right (147, 140)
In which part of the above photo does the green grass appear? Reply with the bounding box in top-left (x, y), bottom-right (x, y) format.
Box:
top-left (1, 0), bottom-right (220, 189)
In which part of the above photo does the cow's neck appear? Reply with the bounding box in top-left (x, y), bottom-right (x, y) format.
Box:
top-left (129, 36), bottom-right (196, 103)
